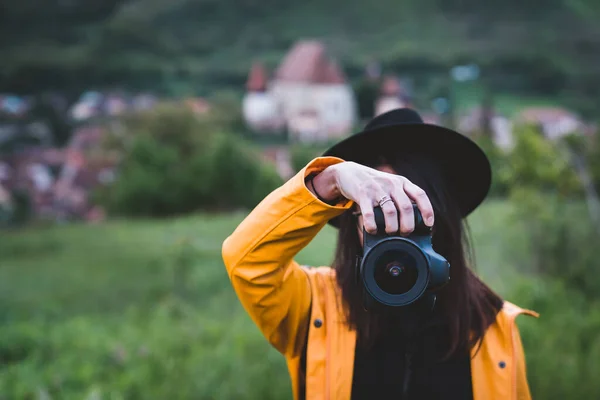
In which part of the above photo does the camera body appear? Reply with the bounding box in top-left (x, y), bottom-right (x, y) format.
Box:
top-left (358, 204), bottom-right (450, 309)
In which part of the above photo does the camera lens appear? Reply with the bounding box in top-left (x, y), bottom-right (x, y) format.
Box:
top-left (373, 250), bottom-right (419, 295)
top-left (388, 265), bottom-right (402, 277)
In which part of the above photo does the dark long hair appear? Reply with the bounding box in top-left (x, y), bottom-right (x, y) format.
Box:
top-left (333, 153), bottom-right (503, 357)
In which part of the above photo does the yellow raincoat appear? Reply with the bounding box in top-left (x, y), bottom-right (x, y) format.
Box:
top-left (222, 157), bottom-right (538, 400)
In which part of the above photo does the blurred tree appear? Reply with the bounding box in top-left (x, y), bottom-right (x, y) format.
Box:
top-left (97, 102), bottom-right (282, 216)
top-left (3, 0), bottom-right (600, 110)
top-left (353, 78), bottom-right (380, 121)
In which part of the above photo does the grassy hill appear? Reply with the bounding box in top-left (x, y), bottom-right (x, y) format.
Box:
top-left (0, 201), bottom-right (525, 322)
top-left (0, 200), bottom-right (542, 398)
top-left (3, 0), bottom-right (600, 117)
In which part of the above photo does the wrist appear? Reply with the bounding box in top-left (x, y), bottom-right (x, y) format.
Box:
top-left (311, 166), bottom-right (342, 202)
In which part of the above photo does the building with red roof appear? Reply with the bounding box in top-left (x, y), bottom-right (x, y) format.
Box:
top-left (243, 40), bottom-right (357, 142)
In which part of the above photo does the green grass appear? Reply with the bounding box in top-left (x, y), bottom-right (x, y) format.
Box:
top-left (0, 200), bottom-right (526, 322)
top-left (0, 200), bottom-right (560, 398)
top-left (452, 82), bottom-right (561, 117)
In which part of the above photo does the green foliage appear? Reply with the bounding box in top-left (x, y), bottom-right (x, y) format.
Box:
top-left (0, 214), bottom-right (293, 399)
top-left (0, 306), bottom-right (290, 400)
top-left (4, 0), bottom-right (600, 115)
top-left (508, 188), bottom-right (600, 298)
top-left (207, 134), bottom-right (284, 210)
top-left (475, 123), bottom-right (584, 198)
top-left (473, 135), bottom-right (511, 197)
top-left (511, 278), bottom-right (600, 400)
top-left (353, 78), bottom-right (380, 121)
top-left (290, 144), bottom-right (329, 174)
top-left (507, 124), bottom-right (581, 195)
top-left (1, 203), bottom-right (599, 398)
top-left (98, 104), bottom-right (282, 216)
top-left (8, 189), bottom-right (33, 226)
top-left (586, 135), bottom-right (600, 189)
top-left (487, 123), bottom-right (600, 300)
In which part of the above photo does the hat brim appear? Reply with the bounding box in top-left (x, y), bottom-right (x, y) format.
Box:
top-left (322, 123), bottom-right (491, 227)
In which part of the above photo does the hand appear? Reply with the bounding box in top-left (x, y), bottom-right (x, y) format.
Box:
top-left (312, 162), bottom-right (434, 235)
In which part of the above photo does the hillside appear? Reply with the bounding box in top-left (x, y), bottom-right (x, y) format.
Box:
top-left (2, 202), bottom-right (599, 398)
top-left (2, 0), bottom-right (600, 115)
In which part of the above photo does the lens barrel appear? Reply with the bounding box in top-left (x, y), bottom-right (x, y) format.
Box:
top-left (361, 237), bottom-right (429, 307)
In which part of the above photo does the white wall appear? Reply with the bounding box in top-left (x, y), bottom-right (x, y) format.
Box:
top-left (270, 80), bottom-right (356, 140)
top-left (269, 81), bottom-right (312, 120)
top-left (543, 117), bottom-right (582, 140)
top-left (312, 84), bottom-right (356, 136)
top-left (242, 92), bottom-right (281, 131)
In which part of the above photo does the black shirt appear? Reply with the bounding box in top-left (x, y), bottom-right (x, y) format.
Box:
top-left (299, 305), bottom-right (475, 400)
top-left (350, 317), bottom-right (473, 400)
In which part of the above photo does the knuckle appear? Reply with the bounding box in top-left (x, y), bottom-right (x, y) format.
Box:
top-left (362, 210), bottom-right (374, 219)
top-left (381, 177), bottom-right (395, 188)
top-left (402, 220), bottom-right (415, 229)
top-left (401, 221), bottom-right (414, 230)
top-left (414, 188), bottom-right (427, 198)
top-left (400, 203), bottom-right (414, 213)
top-left (383, 206), bottom-right (396, 216)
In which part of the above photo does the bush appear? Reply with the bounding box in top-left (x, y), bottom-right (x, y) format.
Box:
top-left (481, 123), bottom-right (600, 399)
top-left (508, 277), bottom-right (600, 400)
top-left (207, 134), bottom-right (284, 210)
top-left (475, 123), bottom-right (585, 199)
top-left (508, 188), bottom-right (600, 300)
top-left (98, 104), bottom-right (282, 217)
top-left (473, 135), bottom-right (511, 197)
top-left (500, 124), bottom-right (600, 299)
top-left (506, 124), bottom-right (582, 195)
top-left (0, 224), bottom-right (291, 399)
top-left (585, 134), bottom-right (600, 189)
top-left (0, 306), bottom-right (290, 400)
top-left (353, 78), bottom-right (380, 121)
top-left (9, 189), bottom-right (33, 226)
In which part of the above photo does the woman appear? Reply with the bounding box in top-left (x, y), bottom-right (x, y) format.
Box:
top-left (222, 109), bottom-right (537, 400)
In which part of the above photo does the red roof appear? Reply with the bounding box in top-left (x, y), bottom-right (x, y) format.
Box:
top-left (246, 62), bottom-right (269, 91)
top-left (275, 41), bottom-right (346, 84)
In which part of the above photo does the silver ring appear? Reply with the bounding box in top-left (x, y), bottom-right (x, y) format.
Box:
top-left (378, 195), bottom-right (393, 207)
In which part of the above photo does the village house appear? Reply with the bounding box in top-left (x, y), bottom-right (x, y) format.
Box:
top-left (52, 126), bottom-right (116, 222)
top-left (516, 107), bottom-right (586, 140)
top-left (243, 40), bottom-right (357, 143)
top-left (0, 125), bottom-right (119, 223)
top-left (458, 107), bottom-right (515, 151)
top-left (0, 147), bottom-right (65, 219)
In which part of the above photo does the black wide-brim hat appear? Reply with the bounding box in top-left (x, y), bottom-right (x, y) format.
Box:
top-left (322, 108), bottom-right (491, 227)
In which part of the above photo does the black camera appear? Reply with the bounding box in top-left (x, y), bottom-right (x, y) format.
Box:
top-left (357, 204), bottom-right (450, 309)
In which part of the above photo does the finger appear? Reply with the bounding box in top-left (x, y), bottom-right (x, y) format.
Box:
top-left (379, 195), bottom-right (399, 234)
top-left (391, 188), bottom-right (415, 235)
top-left (403, 181), bottom-right (434, 227)
top-left (358, 197), bottom-right (377, 234)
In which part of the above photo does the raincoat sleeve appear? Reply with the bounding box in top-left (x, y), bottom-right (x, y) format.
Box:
top-left (222, 157), bottom-right (353, 357)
